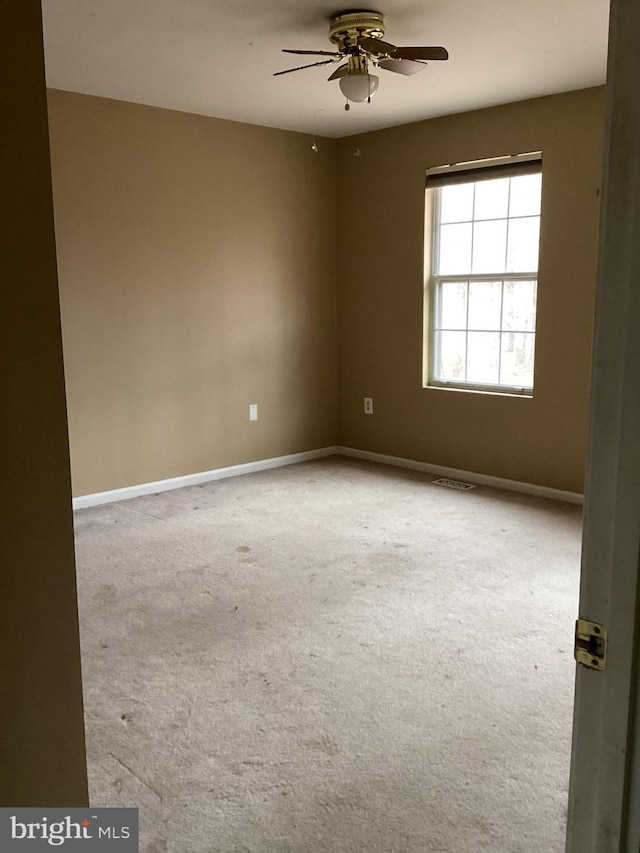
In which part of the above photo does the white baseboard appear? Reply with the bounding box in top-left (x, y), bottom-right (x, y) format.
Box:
top-left (337, 446), bottom-right (584, 505)
top-left (72, 446), bottom-right (339, 510)
top-left (73, 443), bottom-right (583, 510)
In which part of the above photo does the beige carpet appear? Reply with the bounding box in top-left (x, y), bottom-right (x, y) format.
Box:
top-left (74, 456), bottom-right (581, 852)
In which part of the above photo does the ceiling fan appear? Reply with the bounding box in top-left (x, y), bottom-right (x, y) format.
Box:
top-left (274, 10), bottom-right (449, 109)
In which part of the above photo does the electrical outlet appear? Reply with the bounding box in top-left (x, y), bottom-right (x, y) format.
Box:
top-left (249, 404), bottom-right (258, 421)
top-left (364, 397), bottom-right (373, 415)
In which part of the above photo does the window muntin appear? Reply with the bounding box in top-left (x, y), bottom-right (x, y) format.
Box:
top-left (427, 166), bottom-right (542, 395)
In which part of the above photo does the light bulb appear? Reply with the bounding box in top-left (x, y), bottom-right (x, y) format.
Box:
top-left (339, 72), bottom-right (379, 103)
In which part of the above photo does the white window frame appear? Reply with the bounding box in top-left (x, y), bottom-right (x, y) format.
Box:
top-left (425, 154), bottom-right (542, 397)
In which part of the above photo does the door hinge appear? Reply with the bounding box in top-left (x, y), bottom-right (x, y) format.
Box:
top-left (574, 618), bottom-right (607, 671)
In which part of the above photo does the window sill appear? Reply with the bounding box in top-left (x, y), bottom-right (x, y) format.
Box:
top-left (424, 382), bottom-right (533, 399)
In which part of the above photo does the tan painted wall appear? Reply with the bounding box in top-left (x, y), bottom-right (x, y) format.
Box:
top-left (337, 88), bottom-right (605, 494)
top-left (47, 91), bottom-right (337, 497)
top-left (50, 87), bottom-right (603, 497)
top-left (0, 3), bottom-right (87, 805)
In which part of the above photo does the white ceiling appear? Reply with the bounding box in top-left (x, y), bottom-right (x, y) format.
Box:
top-left (41, 0), bottom-right (610, 139)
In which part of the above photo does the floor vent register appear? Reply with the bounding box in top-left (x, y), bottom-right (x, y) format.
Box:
top-left (432, 478), bottom-right (476, 491)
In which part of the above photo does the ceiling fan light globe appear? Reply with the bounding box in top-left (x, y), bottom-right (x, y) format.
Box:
top-left (339, 73), bottom-right (379, 103)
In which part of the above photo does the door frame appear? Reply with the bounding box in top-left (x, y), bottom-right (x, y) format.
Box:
top-left (566, 1), bottom-right (640, 850)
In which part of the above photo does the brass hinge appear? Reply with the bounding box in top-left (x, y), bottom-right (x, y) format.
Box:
top-left (574, 619), bottom-right (607, 671)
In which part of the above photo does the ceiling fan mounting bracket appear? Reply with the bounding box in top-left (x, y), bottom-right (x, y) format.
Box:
top-left (328, 11), bottom-right (386, 50)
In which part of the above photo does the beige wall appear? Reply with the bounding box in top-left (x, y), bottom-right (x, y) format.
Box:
top-left (48, 91), bottom-right (338, 497)
top-left (50, 87), bottom-right (604, 498)
top-left (0, 3), bottom-right (87, 805)
top-left (336, 88), bottom-right (605, 494)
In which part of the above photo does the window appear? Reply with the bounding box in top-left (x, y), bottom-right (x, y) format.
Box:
top-left (425, 155), bottom-right (542, 395)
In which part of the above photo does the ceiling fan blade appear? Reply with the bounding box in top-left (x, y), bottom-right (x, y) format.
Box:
top-left (358, 36), bottom-right (398, 55)
top-left (273, 59), bottom-right (336, 76)
top-left (391, 46), bottom-right (449, 61)
top-left (327, 63), bottom-right (349, 81)
top-left (282, 49), bottom-right (341, 57)
top-left (378, 58), bottom-right (427, 76)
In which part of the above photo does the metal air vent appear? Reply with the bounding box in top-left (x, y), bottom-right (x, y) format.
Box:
top-left (432, 478), bottom-right (476, 490)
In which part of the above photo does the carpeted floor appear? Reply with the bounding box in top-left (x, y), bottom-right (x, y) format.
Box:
top-left (74, 456), bottom-right (581, 852)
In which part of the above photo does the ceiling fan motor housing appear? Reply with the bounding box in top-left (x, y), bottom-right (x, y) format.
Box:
top-left (329, 11), bottom-right (386, 50)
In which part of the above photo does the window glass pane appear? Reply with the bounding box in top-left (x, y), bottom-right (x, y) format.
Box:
top-left (438, 223), bottom-right (472, 275)
top-left (472, 219), bottom-right (507, 274)
top-left (435, 330), bottom-right (466, 381)
top-left (474, 177), bottom-right (509, 221)
top-left (506, 217), bottom-right (540, 272)
top-left (467, 332), bottom-right (500, 385)
top-left (502, 280), bottom-right (537, 332)
top-left (509, 173), bottom-right (542, 218)
top-left (440, 183), bottom-right (474, 224)
top-left (439, 281), bottom-right (468, 330)
top-left (429, 163), bottom-right (541, 393)
top-left (500, 332), bottom-right (535, 387)
top-left (468, 280), bottom-right (502, 330)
